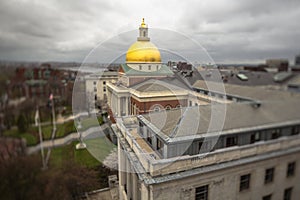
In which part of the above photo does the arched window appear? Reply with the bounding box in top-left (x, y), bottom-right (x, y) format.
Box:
top-left (150, 104), bottom-right (163, 112)
top-left (165, 105), bottom-right (171, 110)
top-left (154, 106), bottom-right (160, 112)
top-left (143, 31), bottom-right (146, 37)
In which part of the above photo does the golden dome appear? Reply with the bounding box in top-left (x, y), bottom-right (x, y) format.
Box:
top-left (126, 41), bottom-right (161, 63)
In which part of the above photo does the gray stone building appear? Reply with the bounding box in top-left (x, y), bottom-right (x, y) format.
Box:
top-left (112, 81), bottom-right (300, 200)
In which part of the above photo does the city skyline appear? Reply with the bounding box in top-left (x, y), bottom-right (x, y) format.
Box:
top-left (0, 0), bottom-right (300, 64)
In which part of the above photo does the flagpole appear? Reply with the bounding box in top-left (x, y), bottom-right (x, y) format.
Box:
top-left (50, 94), bottom-right (57, 140)
top-left (44, 93), bottom-right (57, 168)
top-left (36, 106), bottom-right (46, 169)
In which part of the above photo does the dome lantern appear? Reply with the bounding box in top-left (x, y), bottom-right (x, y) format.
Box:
top-left (138, 18), bottom-right (150, 42)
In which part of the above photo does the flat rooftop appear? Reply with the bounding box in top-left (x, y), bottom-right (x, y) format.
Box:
top-left (142, 98), bottom-right (300, 138)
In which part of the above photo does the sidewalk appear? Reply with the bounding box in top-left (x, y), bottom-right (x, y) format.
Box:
top-left (26, 123), bottom-right (110, 155)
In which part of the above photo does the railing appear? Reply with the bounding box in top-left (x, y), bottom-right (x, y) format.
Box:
top-left (117, 119), bottom-right (300, 177)
top-left (147, 135), bottom-right (300, 176)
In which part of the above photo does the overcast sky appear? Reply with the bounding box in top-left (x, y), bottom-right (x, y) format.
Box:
top-left (0, 0), bottom-right (300, 64)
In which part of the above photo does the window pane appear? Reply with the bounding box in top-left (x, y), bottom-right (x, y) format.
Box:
top-left (284, 187), bottom-right (292, 200)
top-left (240, 174), bottom-right (251, 191)
top-left (287, 162), bottom-right (295, 177)
top-left (195, 185), bottom-right (208, 200)
top-left (265, 168), bottom-right (274, 184)
top-left (262, 194), bottom-right (272, 200)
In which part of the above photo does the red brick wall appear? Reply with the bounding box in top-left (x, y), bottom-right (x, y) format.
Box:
top-left (131, 97), bottom-right (187, 114)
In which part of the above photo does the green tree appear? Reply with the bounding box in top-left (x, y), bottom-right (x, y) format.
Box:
top-left (0, 155), bottom-right (100, 200)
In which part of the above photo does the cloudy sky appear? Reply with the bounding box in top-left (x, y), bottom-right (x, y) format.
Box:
top-left (0, 0), bottom-right (300, 64)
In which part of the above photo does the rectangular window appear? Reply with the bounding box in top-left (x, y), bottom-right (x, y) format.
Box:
top-left (146, 130), bottom-right (152, 145)
top-left (284, 187), bottom-right (293, 200)
top-left (148, 65), bottom-right (151, 70)
top-left (292, 126), bottom-right (300, 135)
top-left (103, 81), bottom-right (106, 85)
top-left (240, 174), bottom-right (251, 191)
top-left (287, 162), bottom-right (295, 177)
top-left (195, 185), bottom-right (208, 200)
top-left (156, 138), bottom-right (163, 154)
top-left (139, 65), bottom-right (142, 70)
top-left (226, 136), bottom-right (237, 147)
top-left (198, 140), bottom-right (212, 153)
top-left (198, 141), bottom-right (204, 154)
top-left (250, 132), bottom-right (260, 144)
top-left (271, 129), bottom-right (280, 139)
top-left (93, 81), bottom-right (96, 85)
top-left (103, 87), bottom-right (106, 92)
top-left (265, 168), bottom-right (274, 184)
top-left (262, 194), bottom-right (272, 200)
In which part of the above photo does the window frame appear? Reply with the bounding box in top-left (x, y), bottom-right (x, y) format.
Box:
top-left (226, 136), bottom-right (238, 147)
top-left (195, 184), bottom-right (209, 200)
top-left (283, 187), bottom-right (293, 200)
top-left (262, 194), bottom-right (272, 200)
top-left (264, 167), bottom-right (274, 184)
top-left (250, 132), bottom-right (260, 144)
top-left (292, 126), bottom-right (300, 135)
top-left (239, 173), bottom-right (251, 191)
top-left (287, 162), bottom-right (296, 177)
top-left (271, 129), bottom-right (281, 139)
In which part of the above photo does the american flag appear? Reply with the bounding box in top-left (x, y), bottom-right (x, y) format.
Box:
top-left (34, 109), bottom-right (39, 126)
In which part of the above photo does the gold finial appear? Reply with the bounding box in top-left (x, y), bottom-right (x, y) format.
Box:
top-left (141, 18), bottom-right (146, 28)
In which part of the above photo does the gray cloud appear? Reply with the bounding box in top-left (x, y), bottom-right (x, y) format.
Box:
top-left (0, 0), bottom-right (299, 64)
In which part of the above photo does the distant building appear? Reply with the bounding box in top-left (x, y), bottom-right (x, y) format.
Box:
top-left (291, 54), bottom-right (300, 72)
top-left (85, 71), bottom-right (118, 108)
top-left (295, 54), bottom-right (300, 66)
top-left (266, 59), bottom-right (289, 72)
top-left (7, 63), bottom-right (75, 102)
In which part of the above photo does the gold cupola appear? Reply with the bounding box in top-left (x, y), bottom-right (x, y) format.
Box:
top-left (126, 19), bottom-right (161, 63)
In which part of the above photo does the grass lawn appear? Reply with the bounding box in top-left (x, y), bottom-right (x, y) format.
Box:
top-left (3, 127), bottom-right (38, 146)
top-left (41, 122), bottom-right (76, 140)
top-left (48, 135), bottom-right (116, 168)
top-left (84, 136), bottom-right (117, 163)
top-left (3, 116), bottom-right (104, 147)
top-left (50, 141), bottom-right (102, 168)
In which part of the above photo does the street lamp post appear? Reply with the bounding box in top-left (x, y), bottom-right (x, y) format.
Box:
top-left (76, 118), bottom-right (86, 150)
